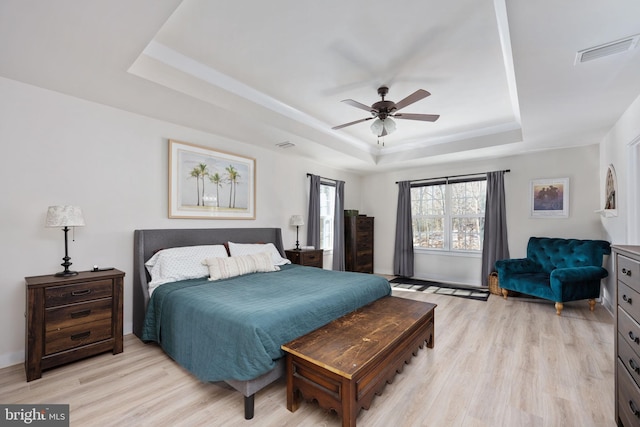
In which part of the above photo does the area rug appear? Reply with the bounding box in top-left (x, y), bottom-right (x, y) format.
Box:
top-left (390, 277), bottom-right (490, 301)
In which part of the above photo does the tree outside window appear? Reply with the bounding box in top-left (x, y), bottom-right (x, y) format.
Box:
top-left (411, 180), bottom-right (486, 252)
top-left (319, 184), bottom-right (335, 250)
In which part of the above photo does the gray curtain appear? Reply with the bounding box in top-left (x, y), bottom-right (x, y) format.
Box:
top-left (332, 180), bottom-right (345, 270)
top-left (481, 171), bottom-right (510, 286)
top-left (306, 174), bottom-right (321, 249)
top-left (393, 181), bottom-right (414, 277)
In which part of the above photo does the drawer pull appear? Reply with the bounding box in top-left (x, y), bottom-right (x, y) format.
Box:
top-left (70, 331), bottom-right (91, 341)
top-left (630, 359), bottom-right (640, 374)
top-left (624, 294), bottom-right (633, 304)
top-left (622, 268), bottom-right (633, 277)
top-left (71, 289), bottom-right (92, 297)
top-left (70, 309), bottom-right (91, 319)
top-left (630, 400), bottom-right (640, 418)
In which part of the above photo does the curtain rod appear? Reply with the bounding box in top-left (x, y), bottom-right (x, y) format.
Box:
top-left (395, 169), bottom-right (510, 184)
top-left (306, 173), bottom-right (338, 183)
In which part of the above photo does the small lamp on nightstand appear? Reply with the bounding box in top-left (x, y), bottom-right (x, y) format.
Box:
top-left (46, 205), bottom-right (85, 277)
top-left (290, 215), bottom-right (304, 250)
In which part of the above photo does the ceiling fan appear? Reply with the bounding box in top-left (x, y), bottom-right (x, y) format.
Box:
top-left (332, 86), bottom-right (440, 137)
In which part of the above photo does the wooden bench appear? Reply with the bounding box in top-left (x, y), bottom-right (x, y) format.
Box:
top-left (281, 296), bottom-right (436, 427)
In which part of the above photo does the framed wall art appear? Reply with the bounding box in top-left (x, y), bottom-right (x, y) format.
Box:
top-left (169, 139), bottom-right (256, 219)
top-left (530, 177), bottom-right (569, 218)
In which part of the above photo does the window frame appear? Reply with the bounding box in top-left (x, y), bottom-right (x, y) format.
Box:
top-left (410, 177), bottom-right (486, 255)
top-left (319, 181), bottom-right (336, 253)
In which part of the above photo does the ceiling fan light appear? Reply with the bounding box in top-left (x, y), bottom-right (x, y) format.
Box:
top-left (384, 117), bottom-right (396, 134)
top-left (370, 118), bottom-right (384, 136)
top-left (371, 117), bottom-right (396, 137)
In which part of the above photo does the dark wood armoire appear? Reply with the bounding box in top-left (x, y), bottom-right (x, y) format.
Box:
top-left (344, 214), bottom-right (374, 273)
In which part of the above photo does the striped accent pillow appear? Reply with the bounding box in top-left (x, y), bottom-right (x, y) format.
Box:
top-left (204, 251), bottom-right (279, 281)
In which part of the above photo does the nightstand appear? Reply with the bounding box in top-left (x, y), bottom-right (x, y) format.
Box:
top-left (285, 249), bottom-right (323, 268)
top-left (25, 269), bottom-right (125, 381)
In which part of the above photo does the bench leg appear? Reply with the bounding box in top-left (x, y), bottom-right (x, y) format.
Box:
top-left (555, 302), bottom-right (563, 316)
top-left (588, 299), bottom-right (596, 311)
top-left (286, 354), bottom-right (300, 413)
top-left (501, 288), bottom-right (509, 300)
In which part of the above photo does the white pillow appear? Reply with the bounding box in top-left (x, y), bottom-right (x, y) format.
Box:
top-left (204, 252), bottom-right (279, 281)
top-left (145, 245), bottom-right (228, 294)
top-left (227, 242), bottom-right (291, 266)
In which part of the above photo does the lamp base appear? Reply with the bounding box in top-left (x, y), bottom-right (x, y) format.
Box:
top-left (54, 270), bottom-right (79, 277)
top-left (55, 250), bottom-right (76, 277)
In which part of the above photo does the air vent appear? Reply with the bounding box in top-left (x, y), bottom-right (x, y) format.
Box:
top-left (276, 141), bottom-right (295, 149)
top-left (576, 34), bottom-right (640, 64)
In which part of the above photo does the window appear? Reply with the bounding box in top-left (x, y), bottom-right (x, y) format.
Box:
top-left (319, 183), bottom-right (335, 251)
top-left (411, 179), bottom-right (486, 252)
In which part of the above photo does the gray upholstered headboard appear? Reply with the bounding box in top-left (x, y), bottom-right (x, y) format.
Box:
top-left (132, 228), bottom-right (285, 338)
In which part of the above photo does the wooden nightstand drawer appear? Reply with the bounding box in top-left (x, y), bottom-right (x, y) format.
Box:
top-left (46, 298), bottom-right (113, 332)
top-left (45, 317), bottom-right (113, 355)
top-left (45, 279), bottom-right (113, 307)
top-left (301, 251), bottom-right (322, 267)
top-left (285, 249), bottom-right (323, 268)
top-left (26, 269), bottom-right (125, 381)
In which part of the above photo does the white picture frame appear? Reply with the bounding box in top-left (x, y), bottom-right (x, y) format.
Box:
top-left (530, 177), bottom-right (569, 218)
top-left (169, 139), bottom-right (256, 219)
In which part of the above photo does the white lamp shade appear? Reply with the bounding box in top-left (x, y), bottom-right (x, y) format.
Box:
top-left (370, 117), bottom-right (396, 137)
top-left (290, 215), bottom-right (305, 226)
top-left (46, 206), bottom-right (85, 227)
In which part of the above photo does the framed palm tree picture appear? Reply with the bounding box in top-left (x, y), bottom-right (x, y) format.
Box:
top-left (169, 139), bottom-right (256, 219)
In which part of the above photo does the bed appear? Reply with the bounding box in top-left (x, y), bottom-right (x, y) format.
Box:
top-left (132, 228), bottom-right (391, 420)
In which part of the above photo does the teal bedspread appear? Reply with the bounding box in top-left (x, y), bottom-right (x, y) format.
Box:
top-left (142, 264), bottom-right (391, 381)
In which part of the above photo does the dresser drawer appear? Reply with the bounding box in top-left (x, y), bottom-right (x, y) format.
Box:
top-left (619, 334), bottom-right (640, 388)
top-left (618, 358), bottom-right (640, 427)
top-left (45, 298), bottom-right (113, 332)
top-left (356, 218), bottom-right (373, 232)
top-left (357, 232), bottom-right (373, 248)
top-left (619, 308), bottom-right (640, 360)
top-left (620, 281), bottom-right (640, 322)
top-left (45, 317), bottom-right (113, 355)
top-left (620, 254), bottom-right (640, 291)
top-left (45, 279), bottom-right (113, 307)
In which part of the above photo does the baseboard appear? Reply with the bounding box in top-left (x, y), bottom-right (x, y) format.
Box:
top-left (0, 349), bottom-right (24, 370)
top-left (602, 295), bottom-right (615, 318)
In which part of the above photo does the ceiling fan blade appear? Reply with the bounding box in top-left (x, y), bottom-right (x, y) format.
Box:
top-left (393, 113), bottom-right (440, 122)
top-left (332, 117), bottom-right (374, 130)
top-left (341, 99), bottom-right (374, 112)
top-left (394, 89), bottom-right (431, 111)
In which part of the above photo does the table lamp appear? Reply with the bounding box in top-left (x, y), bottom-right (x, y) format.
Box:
top-left (46, 205), bottom-right (85, 276)
top-left (290, 215), bottom-right (304, 250)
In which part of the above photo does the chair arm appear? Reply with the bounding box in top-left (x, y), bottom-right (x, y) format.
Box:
top-left (550, 266), bottom-right (608, 297)
top-left (494, 258), bottom-right (539, 275)
top-left (550, 266), bottom-right (609, 283)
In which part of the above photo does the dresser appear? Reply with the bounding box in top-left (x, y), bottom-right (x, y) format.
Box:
top-left (614, 245), bottom-right (640, 426)
top-left (285, 249), bottom-right (323, 268)
top-left (25, 269), bottom-right (125, 381)
top-left (344, 214), bottom-right (374, 273)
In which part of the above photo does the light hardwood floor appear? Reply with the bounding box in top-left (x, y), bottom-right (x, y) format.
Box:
top-left (1, 290), bottom-right (615, 427)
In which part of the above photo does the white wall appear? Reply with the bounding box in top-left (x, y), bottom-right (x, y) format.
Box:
top-left (2, 72), bottom-right (630, 368)
top-left (0, 77), bottom-right (363, 368)
top-left (362, 145), bottom-right (606, 285)
top-left (599, 92), bottom-right (640, 312)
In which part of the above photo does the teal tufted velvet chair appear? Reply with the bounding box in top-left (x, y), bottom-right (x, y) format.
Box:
top-left (495, 237), bottom-right (611, 315)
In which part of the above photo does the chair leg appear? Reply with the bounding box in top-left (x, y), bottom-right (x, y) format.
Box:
top-left (501, 288), bottom-right (508, 300)
top-left (555, 302), bottom-right (563, 316)
top-left (588, 299), bottom-right (596, 311)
